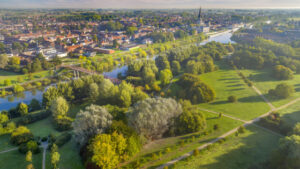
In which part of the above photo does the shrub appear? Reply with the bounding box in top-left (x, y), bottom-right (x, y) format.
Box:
top-left (238, 126), bottom-right (246, 134)
top-left (19, 140), bottom-right (41, 154)
top-left (11, 126), bottom-right (33, 145)
top-left (16, 111), bottom-right (50, 126)
top-left (193, 149), bottom-right (199, 156)
top-left (213, 124), bottom-right (220, 130)
top-left (268, 83), bottom-right (295, 99)
top-left (228, 95), bottom-right (237, 103)
top-left (49, 132), bottom-right (71, 149)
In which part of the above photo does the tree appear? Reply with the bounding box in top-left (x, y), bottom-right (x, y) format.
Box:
top-left (51, 151), bottom-right (60, 169)
top-left (267, 135), bottom-right (300, 169)
top-left (127, 97), bottom-right (182, 139)
top-left (171, 60), bottom-right (181, 75)
top-left (88, 132), bottom-right (127, 169)
top-left (43, 87), bottom-right (60, 108)
top-left (228, 95), bottom-right (237, 103)
top-left (268, 83), bottom-right (295, 99)
top-left (0, 54), bottom-right (8, 69)
top-left (10, 126), bottom-right (33, 145)
top-left (73, 105), bottom-right (112, 146)
top-left (273, 65), bottom-right (294, 80)
top-left (29, 99), bottom-right (41, 112)
top-left (17, 102), bottom-right (28, 116)
top-left (88, 83), bottom-right (99, 101)
top-left (13, 84), bottom-right (24, 93)
top-left (0, 114), bottom-right (9, 124)
top-left (26, 151), bottom-right (32, 162)
top-left (293, 123), bottom-right (300, 135)
top-left (176, 100), bottom-right (206, 134)
top-left (160, 69), bottom-right (173, 86)
top-left (11, 56), bottom-right (21, 65)
top-left (50, 97), bottom-right (69, 119)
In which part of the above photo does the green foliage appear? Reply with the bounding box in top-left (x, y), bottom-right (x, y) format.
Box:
top-left (19, 140), bottom-right (40, 154)
top-left (272, 65), bottom-right (294, 80)
top-left (88, 132), bottom-right (127, 168)
top-left (43, 87), bottom-right (60, 108)
top-left (176, 101), bottom-right (206, 134)
top-left (13, 84), bottom-right (24, 93)
top-left (177, 73), bottom-right (216, 104)
top-left (10, 126), bottom-right (33, 145)
top-left (293, 123), bottom-right (300, 135)
top-left (17, 102), bottom-right (28, 116)
top-left (50, 96), bottom-right (69, 118)
top-left (29, 99), bottom-right (41, 112)
top-left (228, 95), bottom-right (237, 103)
top-left (0, 114), bottom-right (9, 124)
top-left (268, 83), bottom-right (295, 99)
top-left (160, 69), bottom-right (173, 86)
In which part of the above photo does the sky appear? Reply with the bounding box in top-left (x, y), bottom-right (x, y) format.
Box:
top-left (0, 0), bottom-right (300, 9)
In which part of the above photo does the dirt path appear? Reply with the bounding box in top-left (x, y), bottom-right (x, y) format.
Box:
top-left (41, 141), bottom-right (48, 169)
top-left (252, 86), bottom-right (276, 110)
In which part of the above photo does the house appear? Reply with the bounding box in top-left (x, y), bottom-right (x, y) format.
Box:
top-left (121, 44), bottom-right (140, 51)
top-left (93, 47), bottom-right (115, 54)
top-left (142, 38), bottom-right (153, 45)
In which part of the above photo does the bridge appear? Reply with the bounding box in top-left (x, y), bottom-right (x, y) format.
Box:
top-left (58, 65), bottom-right (121, 84)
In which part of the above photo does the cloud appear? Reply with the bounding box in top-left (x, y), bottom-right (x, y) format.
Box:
top-left (0, 0), bottom-right (299, 8)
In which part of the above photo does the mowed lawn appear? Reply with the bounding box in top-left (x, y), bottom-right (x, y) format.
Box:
top-left (0, 149), bottom-right (43, 169)
top-left (278, 103), bottom-right (300, 127)
top-left (174, 125), bottom-right (281, 169)
top-left (0, 70), bottom-right (49, 87)
top-left (27, 117), bottom-right (61, 138)
top-left (197, 61), bottom-right (270, 121)
top-left (123, 111), bottom-right (243, 168)
top-left (45, 138), bottom-right (83, 169)
top-left (240, 68), bottom-right (300, 108)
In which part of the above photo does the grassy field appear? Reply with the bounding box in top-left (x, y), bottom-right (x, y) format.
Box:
top-left (193, 61), bottom-right (270, 121)
top-left (240, 68), bottom-right (300, 108)
top-left (0, 149), bottom-right (43, 169)
top-left (173, 125), bottom-right (281, 169)
top-left (0, 70), bottom-right (49, 87)
top-left (278, 103), bottom-right (300, 127)
top-left (122, 111), bottom-right (243, 168)
top-left (27, 117), bottom-right (61, 138)
top-left (0, 134), bottom-right (15, 152)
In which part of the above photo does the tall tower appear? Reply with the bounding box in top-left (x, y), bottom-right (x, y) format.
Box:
top-left (198, 7), bottom-right (204, 26)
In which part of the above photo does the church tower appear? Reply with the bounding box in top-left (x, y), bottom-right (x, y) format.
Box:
top-left (198, 7), bottom-right (205, 26)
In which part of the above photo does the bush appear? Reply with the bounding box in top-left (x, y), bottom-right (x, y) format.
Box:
top-left (238, 126), bottom-right (246, 134)
top-left (193, 149), bottom-right (199, 156)
top-left (268, 83), bottom-right (295, 99)
top-left (54, 116), bottom-right (73, 131)
top-left (11, 126), bottom-right (34, 145)
top-left (16, 111), bottom-right (50, 126)
top-left (228, 95), bottom-right (237, 103)
top-left (18, 140), bottom-right (41, 154)
top-left (49, 132), bottom-right (71, 149)
top-left (213, 124), bottom-right (220, 130)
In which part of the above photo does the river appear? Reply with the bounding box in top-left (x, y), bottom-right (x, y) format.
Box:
top-left (0, 30), bottom-right (235, 111)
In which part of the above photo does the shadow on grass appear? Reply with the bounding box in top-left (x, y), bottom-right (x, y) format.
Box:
top-left (227, 84), bottom-right (244, 87)
top-left (210, 100), bottom-right (228, 105)
top-left (173, 126), bottom-right (280, 169)
top-left (219, 78), bottom-right (240, 81)
top-left (248, 69), bottom-right (276, 82)
top-left (295, 87), bottom-right (300, 92)
top-left (226, 88), bottom-right (244, 91)
top-left (238, 95), bottom-right (266, 103)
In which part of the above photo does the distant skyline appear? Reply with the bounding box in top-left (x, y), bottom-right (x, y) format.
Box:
top-left (0, 0), bottom-right (300, 9)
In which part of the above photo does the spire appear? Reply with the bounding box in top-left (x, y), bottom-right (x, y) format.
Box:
top-left (198, 7), bottom-right (202, 20)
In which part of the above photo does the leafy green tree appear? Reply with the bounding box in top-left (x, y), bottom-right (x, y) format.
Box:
top-left (160, 69), bottom-right (173, 86)
top-left (268, 83), bottom-right (295, 99)
top-left (17, 102), bottom-right (28, 116)
top-left (273, 65), bottom-right (294, 80)
top-left (293, 123), bottom-right (300, 135)
top-left (26, 151), bottom-right (32, 162)
top-left (89, 132), bottom-right (127, 169)
top-left (88, 83), bottom-right (99, 101)
top-left (0, 114), bottom-right (9, 124)
top-left (51, 151), bottom-right (60, 169)
top-left (42, 87), bottom-right (60, 108)
top-left (13, 84), bottom-right (24, 93)
top-left (10, 126), bottom-right (33, 145)
top-left (50, 97), bottom-right (69, 118)
top-left (0, 54), bottom-right (8, 69)
top-left (171, 60), bottom-right (181, 75)
top-left (228, 95), bottom-right (237, 103)
top-left (29, 99), bottom-right (41, 112)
